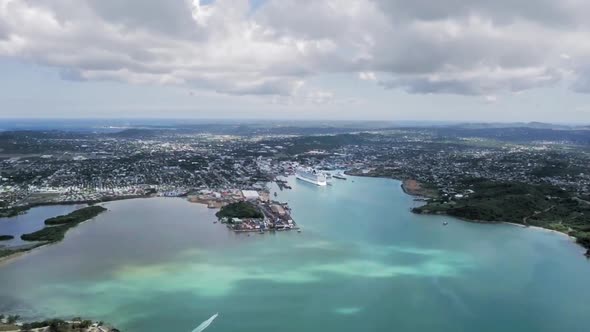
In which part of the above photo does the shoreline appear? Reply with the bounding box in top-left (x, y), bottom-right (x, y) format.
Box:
top-left (343, 170), bottom-right (437, 199)
top-left (0, 242), bottom-right (51, 266)
top-left (0, 194), bottom-right (151, 219)
top-left (0, 316), bottom-right (119, 332)
top-left (0, 205), bottom-right (111, 265)
top-left (502, 222), bottom-right (578, 240)
top-left (400, 179), bottom-right (438, 199)
top-left (350, 173), bottom-right (589, 256)
top-left (1, 194), bottom-right (294, 264)
top-left (409, 198), bottom-right (584, 249)
top-left (2, 178), bottom-right (588, 264)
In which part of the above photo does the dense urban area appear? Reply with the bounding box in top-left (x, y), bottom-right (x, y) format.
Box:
top-left (3, 122), bottom-right (590, 329)
top-left (2, 123), bottom-right (590, 257)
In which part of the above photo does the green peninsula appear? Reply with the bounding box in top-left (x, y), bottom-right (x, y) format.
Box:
top-left (21, 205), bottom-right (107, 243)
top-left (412, 180), bottom-right (590, 252)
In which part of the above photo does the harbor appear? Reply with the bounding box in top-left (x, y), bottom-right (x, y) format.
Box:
top-left (187, 188), bottom-right (299, 234)
top-left (224, 199), bottom-right (300, 233)
top-left (1, 177), bottom-right (590, 332)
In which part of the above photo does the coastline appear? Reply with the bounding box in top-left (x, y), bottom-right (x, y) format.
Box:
top-left (350, 173), bottom-right (589, 256)
top-left (0, 205), bottom-right (110, 265)
top-left (0, 243), bottom-right (49, 267)
top-left (0, 316), bottom-right (119, 332)
top-left (408, 197), bottom-right (584, 249)
top-left (502, 222), bottom-right (578, 241)
top-left (0, 194), bottom-right (151, 218)
top-left (2, 177), bottom-right (588, 265)
top-left (400, 179), bottom-right (438, 199)
top-left (0, 249), bottom-right (29, 266)
top-left (343, 169), bottom-right (438, 199)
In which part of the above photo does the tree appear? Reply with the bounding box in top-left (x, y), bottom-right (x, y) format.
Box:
top-left (7, 314), bottom-right (20, 324)
top-left (48, 319), bottom-right (68, 332)
top-left (21, 323), bottom-right (33, 332)
top-left (76, 320), bottom-right (92, 329)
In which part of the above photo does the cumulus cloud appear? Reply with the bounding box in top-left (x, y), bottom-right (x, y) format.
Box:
top-left (1, 0), bottom-right (590, 97)
top-left (359, 72), bottom-right (377, 81)
top-left (483, 95), bottom-right (498, 104)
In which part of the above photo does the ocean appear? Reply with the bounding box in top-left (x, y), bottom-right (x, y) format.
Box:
top-left (0, 176), bottom-right (589, 332)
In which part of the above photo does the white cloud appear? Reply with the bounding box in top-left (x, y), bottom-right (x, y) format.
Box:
top-left (359, 72), bottom-right (377, 81)
top-left (484, 95), bottom-right (498, 103)
top-left (1, 0), bottom-right (590, 98)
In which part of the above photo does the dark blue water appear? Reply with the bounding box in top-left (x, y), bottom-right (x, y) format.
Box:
top-left (0, 204), bottom-right (84, 247)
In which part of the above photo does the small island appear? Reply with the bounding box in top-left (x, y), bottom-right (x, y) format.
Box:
top-left (0, 206), bottom-right (107, 263)
top-left (215, 201), bottom-right (264, 219)
top-left (21, 205), bottom-right (107, 243)
top-left (211, 198), bottom-right (298, 232)
top-left (0, 235), bottom-right (14, 241)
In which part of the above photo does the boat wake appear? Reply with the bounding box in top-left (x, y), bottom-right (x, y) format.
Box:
top-left (192, 313), bottom-right (219, 332)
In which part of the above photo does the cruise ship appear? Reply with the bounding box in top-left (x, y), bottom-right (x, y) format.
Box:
top-left (296, 168), bottom-right (327, 186)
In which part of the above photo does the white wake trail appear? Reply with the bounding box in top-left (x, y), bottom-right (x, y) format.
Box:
top-left (191, 313), bottom-right (219, 332)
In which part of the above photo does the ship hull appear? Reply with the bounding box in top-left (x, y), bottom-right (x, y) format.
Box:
top-left (296, 173), bottom-right (327, 186)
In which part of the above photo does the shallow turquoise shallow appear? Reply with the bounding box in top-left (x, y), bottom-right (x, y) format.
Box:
top-left (1, 176), bottom-right (590, 332)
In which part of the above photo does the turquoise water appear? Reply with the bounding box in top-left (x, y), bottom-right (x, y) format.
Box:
top-left (1, 176), bottom-right (589, 332)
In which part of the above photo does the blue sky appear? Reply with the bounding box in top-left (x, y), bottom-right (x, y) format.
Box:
top-left (1, 0), bottom-right (590, 122)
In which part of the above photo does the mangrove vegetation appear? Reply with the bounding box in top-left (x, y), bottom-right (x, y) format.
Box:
top-left (216, 201), bottom-right (263, 220)
top-left (20, 205), bottom-right (107, 243)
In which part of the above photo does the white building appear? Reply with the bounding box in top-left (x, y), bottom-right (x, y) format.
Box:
top-left (241, 190), bottom-right (260, 201)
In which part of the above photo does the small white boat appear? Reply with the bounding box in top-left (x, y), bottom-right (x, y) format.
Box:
top-left (333, 172), bottom-right (347, 180)
top-left (192, 313), bottom-right (218, 332)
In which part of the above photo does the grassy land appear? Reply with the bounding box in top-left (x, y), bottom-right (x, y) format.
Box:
top-left (413, 181), bottom-right (590, 252)
top-left (216, 201), bottom-right (263, 220)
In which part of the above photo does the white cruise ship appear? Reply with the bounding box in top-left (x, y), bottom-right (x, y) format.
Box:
top-left (296, 168), bottom-right (327, 186)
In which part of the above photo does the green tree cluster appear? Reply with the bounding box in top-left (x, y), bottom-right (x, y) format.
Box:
top-left (216, 201), bottom-right (263, 219)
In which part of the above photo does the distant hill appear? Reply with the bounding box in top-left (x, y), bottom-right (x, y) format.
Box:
top-left (107, 128), bottom-right (165, 138)
top-left (421, 127), bottom-right (590, 145)
top-left (448, 122), bottom-right (581, 130)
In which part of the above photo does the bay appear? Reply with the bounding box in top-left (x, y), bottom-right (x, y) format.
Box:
top-left (0, 204), bottom-right (85, 247)
top-left (0, 176), bottom-right (589, 332)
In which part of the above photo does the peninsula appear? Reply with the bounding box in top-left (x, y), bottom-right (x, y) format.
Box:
top-left (411, 180), bottom-right (590, 254)
top-left (0, 206), bottom-right (107, 262)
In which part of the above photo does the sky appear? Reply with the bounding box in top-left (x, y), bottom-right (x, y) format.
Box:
top-left (1, 0), bottom-right (590, 122)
